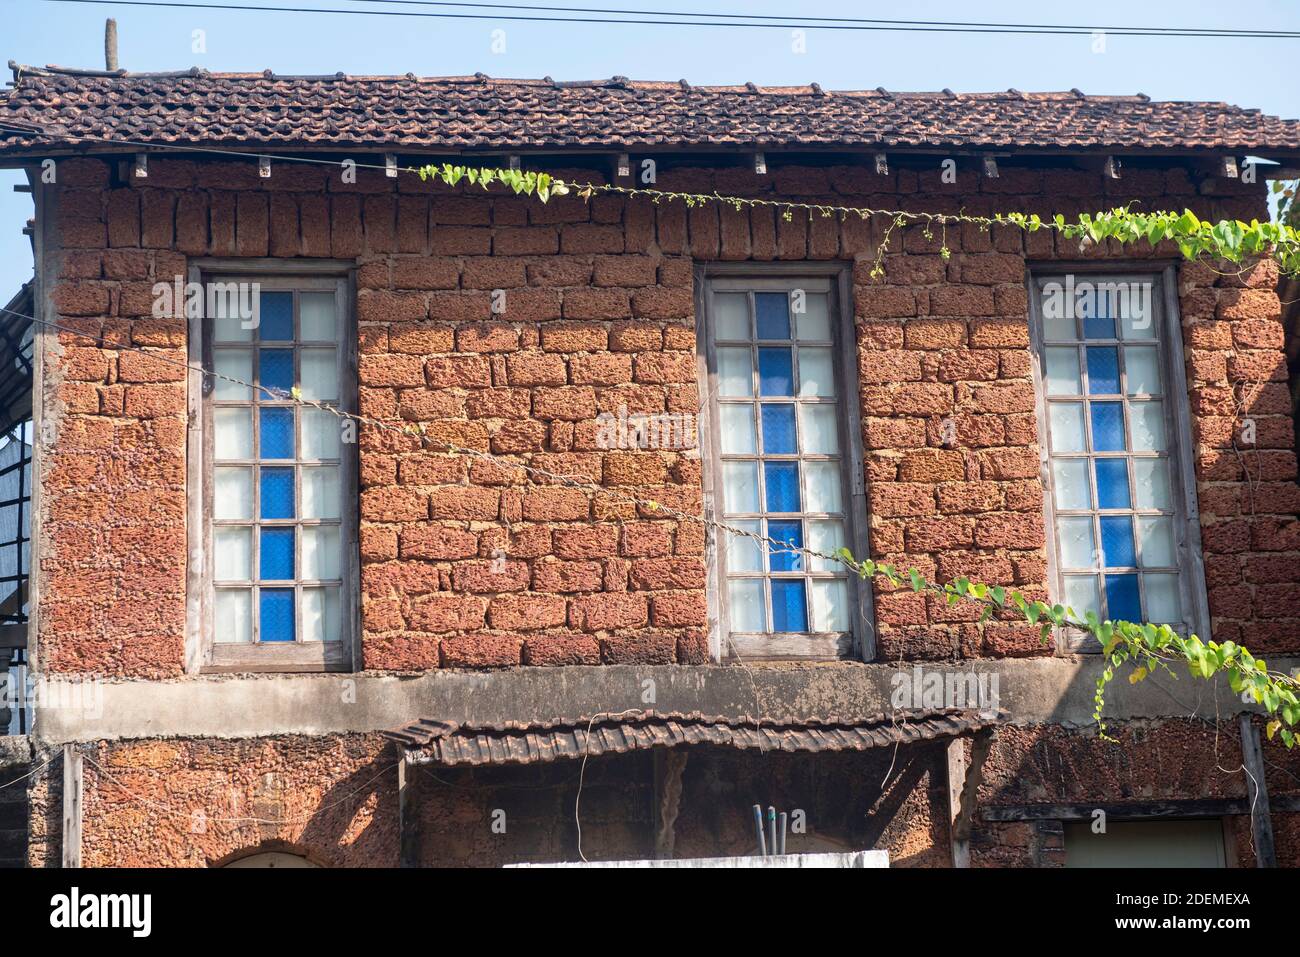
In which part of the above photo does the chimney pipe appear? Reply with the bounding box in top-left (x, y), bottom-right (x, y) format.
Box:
top-left (105, 19), bottom-right (119, 71)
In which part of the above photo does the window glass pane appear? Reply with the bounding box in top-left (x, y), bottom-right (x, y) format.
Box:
top-left (260, 527), bottom-right (295, 580)
top-left (1051, 459), bottom-right (1091, 510)
top-left (1094, 459), bottom-right (1131, 509)
top-left (717, 347), bottom-right (753, 397)
top-left (1044, 347), bottom-right (1080, 395)
top-left (796, 294), bottom-right (832, 340)
top-left (257, 291), bottom-right (294, 341)
top-left (767, 519), bottom-right (804, 573)
top-left (1041, 292), bottom-right (1075, 341)
top-left (213, 589), bottom-right (252, 643)
top-left (724, 520), bottom-right (762, 572)
top-left (302, 408), bottom-right (341, 460)
top-left (1082, 289), bottom-right (1115, 339)
top-left (770, 580), bottom-right (808, 632)
top-left (1058, 516), bottom-right (1096, 569)
top-left (755, 293), bottom-right (791, 339)
top-left (803, 461), bottom-right (843, 514)
top-left (260, 467), bottom-right (295, 520)
top-left (1133, 459), bottom-right (1172, 510)
top-left (799, 405), bottom-right (840, 454)
top-left (213, 349), bottom-right (253, 400)
top-left (722, 461), bottom-right (760, 513)
top-left (811, 579), bottom-right (850, 632)
top-left (1049, 403), bottom-right (1087, 453)
top-left (302, 466), bottom-right (341, 520)
top-left (1144, 573), bottom-right (1181, 623)
top-left (301, 348), bottom-right (338, 402)
top-left (798, 348), bottom-right (835, 397)
top-left (302, 526), bottom-right (340, 580)
top-left (728, 579), bottom-right (765, 632)
top-left (1124, 345), bottom-right (1161, 394)
top-left (1129, 401), bottom-right (1167, 451)
top-left (214, 526), bottom-right (252, 581)
top-left (1120, 291), bottom-right (1156, 339)
top-left (1105, 573), bottom-right (1141, 621)
top-left (757, 348), bottom-right (794, 396)
top-left (214, 407), bottom-right (253, 460)
top-left (214, 467), bottom-right (253, 520)
top-left (1090, 402), bottom-right (1126, 451)
top-left (714, 293), bottom-right (750, 339)
top-left (259, 588), bottom-right (296, 642)
top-left (301, 586), bottom-right (339, 643)
top-left (806, 520), bottom-right (845, 572)
top-left (212, 308), bottom-right (254, 343)
top-left (719, 405), bottom-right (756, 454)
top-left (300, 292), bottom-right (337, 340)
top-left (760, 404), bottom-right (797, 455)
top-left (1063, 575), bottom-right (1100, 618)
top-left (1137, 515), bottom-right (1176, 567)
top-left (259, 348), bottom-right (294, 395)
top-left (1100, 515), bottom-right (1136, 567)
top-left (764, 462), bottom-right (801, 512)
top-left (260, 407), bottom-right (295, 460)
top-left (1086, 346), bottom-right (1120, 394)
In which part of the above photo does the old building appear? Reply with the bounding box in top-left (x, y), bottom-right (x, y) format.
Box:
top-left (2, 65), bottom-right (1300, 867)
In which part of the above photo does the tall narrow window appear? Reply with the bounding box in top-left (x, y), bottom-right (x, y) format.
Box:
top-left (1031, 272), bottom-right (1207, 648)
top-left (197, 276), bottom-right (355, 670)
top-left (702, 273), bottom-right (868, 661)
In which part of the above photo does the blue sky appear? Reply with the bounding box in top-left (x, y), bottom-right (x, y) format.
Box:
top-left (2, 0), bottom-right (1299, 295)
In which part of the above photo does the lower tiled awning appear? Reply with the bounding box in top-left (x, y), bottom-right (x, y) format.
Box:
top-left (384, 708), bottom-right (1002, 767)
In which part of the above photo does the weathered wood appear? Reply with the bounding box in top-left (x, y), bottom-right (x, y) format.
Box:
top-left (946, 738), bottom-right (968, 868)
top-left (949, 731), bottom-right (992, 867)
top-left (61, 743), bottom-right (82, 869)
top-left (397, 757), bottom-right (418, 868)
top-left (653, 749), bottom-right (688, 860)
top-left (1239, 714), bottom-right (1277, 868)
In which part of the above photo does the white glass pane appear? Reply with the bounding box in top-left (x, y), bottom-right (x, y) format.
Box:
top-left (302, 526), bottom-right (341, 580)
top-left (1120, 288), bottom-right (1156, 339)
top-left (796, 293), bottom-right (832, 341)
top-left (301, 587), bottom-right (340, 643)
top-left (213, 589), bottom-right (252, 643)
top-left (807, 520), bottom-right (846, 572)
top-left (301, 348), bottom-right (339, 402)
top-left (1045, 347), bottom-right (1081, 395)
top-left (718, 347), bottom-right (754, 397)
top-left (1144, 573), bottom-right (1181, 623)
top-left (214, 467), bottom-right (253, 519)
top-left (302, 408), bottom-right (342, 460)
top-left (212, 295), bottom-right (254, 343)
top-left (1133, 458), bottom-right (1172, 510)
top-left (302, 466), bottom-right (341, 520)
top-left (214, 407), bottom-right (253, 460)
top-left (1058, 516), bottom-right (1096, 569)
top-left (803, 461), bottom-right (843, 514)
top-left (719, 404), bottom-right (756, 454)
top-left (1049, 403), bottom-right (1087, 452)
top-left (798, 348), bottom-right (835, 397)
top-left (1063, 575), bottom-right (1101, 619)
top-left (799, 405), bottom-right (840, 454)
top-left (1129, 401), bottom-right (1167, 451)
top-left (724, 520), bottom-right (762, 573)
top-left (811, 579), bottom-right (850, 632)
top-left (214, 526), bottom-right (251, 581)
top-left (213, 348), bottom-right (253, 400)
top-left (728, 578), bottom-right (765, 632)
top-left (715, 293), bottom-right (750, 340)
top-left (1040, 288), bottom-right (1076, 341)
top-left (722, 461), bottom-right (760, 514)
top-left (300, 292), bottom-right (337, 340)
top-left (1138, 515), bottom-right (1176, 567)
top-left (1052, 459), bottom-right (1091, 510)
top-left (1124, 345), bottom-right (1161, 395)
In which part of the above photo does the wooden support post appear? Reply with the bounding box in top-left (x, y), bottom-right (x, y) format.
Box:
top-left (1239, 715), bottom-right (1276, 868)
top-left (947, 731), bottom-right (993, 868)
top-left (61, 743), bottom-right (82, 869)
top-left (653, 749), bottom-right (688, 860)
top-left (397, 756), bottom-right (420, 868)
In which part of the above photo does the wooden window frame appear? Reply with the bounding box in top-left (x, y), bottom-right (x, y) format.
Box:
top-left (185, 260), bottom-right (359, 673)
top-left (1027, 263), bottom-right (1210, 653)
top-left (695, 263), bottom-right (874, 662)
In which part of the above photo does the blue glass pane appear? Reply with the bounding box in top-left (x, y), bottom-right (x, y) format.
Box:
top-left (761, 404), bottom-right (797, 454)
top-left (1100, 516), bottom-right (1136, 567)
top-left (1090, 402), bottom-right (1125, 451)
top-left (1084, 314), bottom-right (1115, 339)
top-left (768, 520), bottom-right (804, 572)
top-left (758, 348), bottom-right (794, 396)
top-left (260, 407), bottom-right (294, 459)
top-left (755, 293), bottom-right (790, 339)
top-left (259, 588), bottom-right (295, 642)
top-left (259, 349), bottom-right (294, 395)
top-left (1086, 346), bottom-right (1119, 394)
top-left (260, 467), bottom-right (295, 519)
top-left (260, 528), bottom-right (295, 580)
top-left (764, 462), bottom-right (801, 512)
top-left (771, 579), bottom-right (808, 632)
top-left (1094, 459), bottom-right (1131, 509)
top-left (1104, 574), bottom-right (1141, 622)
top-left (258, 291), bottom-right (294, 341)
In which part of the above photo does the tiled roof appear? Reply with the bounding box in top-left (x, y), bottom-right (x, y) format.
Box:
top-left (385, 708), bottom-right (1001, 766)
top-left (3, 64), bottom-right (1300, 156)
